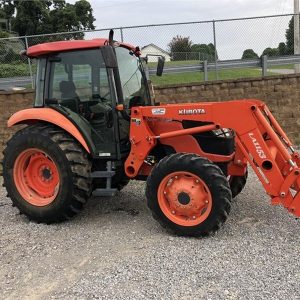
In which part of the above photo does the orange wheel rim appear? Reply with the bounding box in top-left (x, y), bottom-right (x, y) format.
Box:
top-left (158, 171), bottom-right (212, 226)
top-left (13, 148), bottom-right (60, 206)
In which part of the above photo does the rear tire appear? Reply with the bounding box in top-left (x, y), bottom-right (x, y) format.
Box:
top-left (2, 123), bottom-right (92, 223)
top-left (146, 153), bottom-right (232, 237)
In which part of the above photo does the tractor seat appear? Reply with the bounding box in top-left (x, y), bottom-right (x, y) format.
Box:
top-left (59, 81), bottom-right (80, 112)
top-left (59, 81), bottom-right (79, 99)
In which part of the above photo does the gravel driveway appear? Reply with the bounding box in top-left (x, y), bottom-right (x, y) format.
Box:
top-left (1, 171), bottom-right (300, 300)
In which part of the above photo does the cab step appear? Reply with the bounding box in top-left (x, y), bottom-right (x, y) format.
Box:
top-left (91, 171), bottom-right (115, 178)
top-left (91, 161), bottom-right (117, 197)
top-left (92, 188), bottom-right (117, 197)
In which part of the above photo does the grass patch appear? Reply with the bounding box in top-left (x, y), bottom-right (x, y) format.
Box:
top-left (269, 64), bottom-right (294, 70)
top-left (150, 68), bottom-right (275, 86)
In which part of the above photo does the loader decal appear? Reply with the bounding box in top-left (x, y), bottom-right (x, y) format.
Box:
top-left (248, 132), bottom-right (267, 159)
top-left (152, 108), bottom-right (166, 115)
top-left (178, 108), bottom-right (206, 115)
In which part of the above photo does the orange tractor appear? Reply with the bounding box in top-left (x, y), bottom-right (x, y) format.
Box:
top-left (3, 31), bottom-right (300, 236)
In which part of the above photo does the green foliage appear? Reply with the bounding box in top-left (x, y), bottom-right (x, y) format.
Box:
top-left (261, 47), bottom-right (279, 57)
top-left (49, 0), bottom-right (95, 39)
top-left (0, 0), bottom-right (15, 19)
top-left (191, 43), bottom-right (216, 61)
top-left (168, 35), bottom-right (192, 61)
top-left (0, 0), bottom-right (95, 40)
top-left (241, 49), bottom-right (259, 59)
top-left (0, 30), bottom-right (29, 64)
top-left (0, 47), bottom-right (21, 63)
top-left (278, 42), bottom-right (287, 55)
top-left (242, 43), bottom-right (287, 59)
top-left (12, 0), bottom-right (52, 36)
top-left (0, 30), bottom-right (9, 38)
top-left (286, 17), bottom-right (294, 55)
top-left (168, 36), bottom-right (217, 61)
top-left (0, 62), bottom-right (31, 77)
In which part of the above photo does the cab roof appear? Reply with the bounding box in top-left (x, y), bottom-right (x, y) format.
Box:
top-left (26, 38), bottom-right (137, 58)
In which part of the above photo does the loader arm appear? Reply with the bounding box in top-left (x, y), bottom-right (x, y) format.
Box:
top-left (125, 99), bottom-right (300, 217)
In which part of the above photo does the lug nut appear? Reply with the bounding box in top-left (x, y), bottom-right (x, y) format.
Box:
top-left (205, 200), bottom-right (209, 204)
top-left (280, 192), bottom-right (286, 197)
top-left (195, 180), bottom-right (199, 183)
top-left (171, 210), bottom-right (175, 214)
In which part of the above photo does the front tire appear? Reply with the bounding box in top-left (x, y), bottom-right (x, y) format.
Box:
top-left (146, 153), bottom-right (232, 237)
top-left (229, 170), bottom-right (248, 198)
top-left (2, 123), bottom-right (92, 223)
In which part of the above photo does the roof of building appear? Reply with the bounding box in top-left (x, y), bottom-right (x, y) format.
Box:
top-left (141, 43), bottom-right (170, 55)
top-left (26, 38), bottom-right (137, 58)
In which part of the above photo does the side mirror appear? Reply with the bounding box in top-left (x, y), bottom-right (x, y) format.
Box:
top-left (157, 56), bottom-right (165, 76)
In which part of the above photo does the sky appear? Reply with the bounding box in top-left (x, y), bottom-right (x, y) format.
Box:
top-left (70, 0), bottom-right (295, 59)
top-left (87, 0), bottom-right (293, 28)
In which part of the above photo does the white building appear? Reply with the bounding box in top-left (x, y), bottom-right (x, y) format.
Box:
top-left (141, 44), bottom-right (171, 62)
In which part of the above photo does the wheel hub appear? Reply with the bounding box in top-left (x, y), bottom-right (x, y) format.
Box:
top-left (158, 171), bottom-right (212, 226)
top-left (178, 192), bottom-right (190, 205)
top-left (13, 148), bottom-right (60, 206)
top-left (41, 167), bottom-right (52, 181)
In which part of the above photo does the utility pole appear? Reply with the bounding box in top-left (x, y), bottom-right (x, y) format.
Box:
top-left (294, 0), bottom-right (300, 72)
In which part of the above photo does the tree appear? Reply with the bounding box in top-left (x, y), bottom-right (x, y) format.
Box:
top-left (0, 0), bottom-right (95, 39)
top-left (12, 0), bottom-right (52, 36)
top-left (168, 35), bottom-right (192, 61)
top-left (241, 49), bottom-right (259, 59)
top-left (261, 47), bottom-right (279, 57)
top-left (0, 0), bottom-right (15, 21)
top-left (191, 43), bottom-right (216, 61)
top-left (286, 17), bottom-right (295, 55)
top-left (278, 42), bottom-right (287, 56)
top-left (49, 0), bottom-right (95, 38)
top-left (207, 43), bottom-right (217, 59)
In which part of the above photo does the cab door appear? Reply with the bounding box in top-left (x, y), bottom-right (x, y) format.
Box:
top-left (115, 47), bottom-right (152, 156)
top-left (46, 49), bottom-right (120, 159)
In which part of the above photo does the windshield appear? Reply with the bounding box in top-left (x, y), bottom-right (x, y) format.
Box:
top-left (115, 47), bottom-right (150, 107)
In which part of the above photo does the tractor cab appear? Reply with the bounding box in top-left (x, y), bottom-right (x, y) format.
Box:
top-left (31, 39), bottom-right (154, 160)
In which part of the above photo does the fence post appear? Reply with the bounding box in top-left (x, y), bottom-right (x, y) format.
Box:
top-left (262, 55), bottom-right (268, 77)
top-left (120, 27), bottom-right (124, 42)
top-left (203, 60), bottom-right (208, 81)
top-left (212, 20), bottom-right (219, 80)
top-left (24, 36), bottom-right (34, 89)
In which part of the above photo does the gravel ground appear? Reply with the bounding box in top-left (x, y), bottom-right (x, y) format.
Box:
top-left (1, 170), bottom-right (300, 300)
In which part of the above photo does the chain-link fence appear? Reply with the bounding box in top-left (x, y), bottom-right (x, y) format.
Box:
top-left (0, 13), bottom-right (298, 89)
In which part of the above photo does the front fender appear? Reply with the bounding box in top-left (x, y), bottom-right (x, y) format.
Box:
top-left (8, 108), bottom-right (91, 153)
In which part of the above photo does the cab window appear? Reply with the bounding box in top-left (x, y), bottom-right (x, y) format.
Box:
top-left (47, 49), bottom-right (111, 113)
top-left (115, 47), bottom-right (149, 108)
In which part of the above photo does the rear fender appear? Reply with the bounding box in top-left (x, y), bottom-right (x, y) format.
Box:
top-left (8, 108), bottom-right (91, 154)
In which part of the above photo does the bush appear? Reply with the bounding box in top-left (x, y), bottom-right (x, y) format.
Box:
top-left (0, 63), bottom-right (31, 77)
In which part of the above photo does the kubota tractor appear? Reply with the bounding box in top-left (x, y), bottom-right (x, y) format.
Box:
top-left (3, 31), bottom-right (300, 237)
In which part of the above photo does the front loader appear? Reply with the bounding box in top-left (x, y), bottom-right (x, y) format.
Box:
top-left (2, 31), bottom-right (300, 236)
